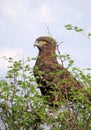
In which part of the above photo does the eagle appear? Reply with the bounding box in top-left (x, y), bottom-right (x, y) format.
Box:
top-left (34, 36), bottom-right (82, 107)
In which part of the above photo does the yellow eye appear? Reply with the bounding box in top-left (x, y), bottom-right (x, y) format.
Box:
top-left (43, 41), bottom-right (47, 44)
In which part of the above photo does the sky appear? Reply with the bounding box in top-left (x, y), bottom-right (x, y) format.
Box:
top-left (0, 0), bottom-right (91, 76)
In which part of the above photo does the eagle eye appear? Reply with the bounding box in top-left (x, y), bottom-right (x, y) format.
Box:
top-left (42, 41), bottom-right (47, 45)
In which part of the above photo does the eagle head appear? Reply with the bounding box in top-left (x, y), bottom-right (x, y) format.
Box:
top-left (34, 36), bottom-right (56, 50)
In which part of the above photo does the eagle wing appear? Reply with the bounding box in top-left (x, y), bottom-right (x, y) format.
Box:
top-left (34, 62), bottom-right (82, 99)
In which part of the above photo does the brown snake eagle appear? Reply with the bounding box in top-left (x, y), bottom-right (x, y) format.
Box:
top-left (34, 36), bottom-right (82, 107)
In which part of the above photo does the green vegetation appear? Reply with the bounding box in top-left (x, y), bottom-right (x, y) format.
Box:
top-left (65, 24), bottom-right (91, 40)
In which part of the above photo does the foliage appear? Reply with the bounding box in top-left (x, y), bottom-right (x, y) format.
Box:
top-left (0, 52), bottom-right (91, 130)
top-left (0, 57), bottom-right (45, 130)
top-left (65, 24), bottom-right (91, 40)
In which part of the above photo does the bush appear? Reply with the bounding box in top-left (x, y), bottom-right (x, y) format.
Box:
top-left (0, 54), bottom-right (91, 130)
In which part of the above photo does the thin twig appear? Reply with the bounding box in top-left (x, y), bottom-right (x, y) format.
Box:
top-left (44, 23), bottom-right (52, 37)
top-left (56, 41), bottom-right (64, 67)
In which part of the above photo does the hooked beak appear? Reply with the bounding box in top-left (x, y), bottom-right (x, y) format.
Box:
top-left (34, 41), bottom-right (39, 47)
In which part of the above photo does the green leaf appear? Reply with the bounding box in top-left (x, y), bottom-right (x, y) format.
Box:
top-left (88, 33), bottom-right (91, 36)
top-left (64, 24), bottom-right (73, 30)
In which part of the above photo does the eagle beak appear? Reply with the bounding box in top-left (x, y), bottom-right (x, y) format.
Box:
top-left (34, 41), bottom-right (39, 47)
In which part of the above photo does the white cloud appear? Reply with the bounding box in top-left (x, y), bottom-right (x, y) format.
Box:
top-left (0, 18), bottom-right (6, 27)
top-left (36, 1), bottom-right (53, 23)
top-left (0, 0), bottom-right (90, 29)
top-left (0, 47), bottom-right (23, 76)
top-left (0, 0), bottom-right (54, 29)
top-left (0, 0), bottom-right (31, 28)
top-left (0, 47), bottom-right (23, 58)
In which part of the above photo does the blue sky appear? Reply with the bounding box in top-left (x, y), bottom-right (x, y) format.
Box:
top-left (0, 0), bottom-right (91, 75)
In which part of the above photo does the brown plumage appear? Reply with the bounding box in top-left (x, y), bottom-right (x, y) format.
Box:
top-left (34, 36), bottom-right (82, 106)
